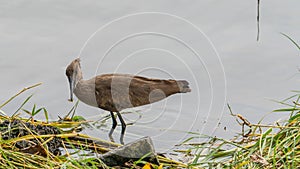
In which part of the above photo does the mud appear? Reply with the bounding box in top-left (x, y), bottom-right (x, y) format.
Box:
top-left (0, 119), bottom-right (62, 156)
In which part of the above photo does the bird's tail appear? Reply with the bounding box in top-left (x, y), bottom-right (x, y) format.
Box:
top-left (177, 80), bottom-right (191, 93)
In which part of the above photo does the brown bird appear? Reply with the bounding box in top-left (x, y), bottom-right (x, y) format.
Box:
top-left (65, 58), bottom-right (191, 144)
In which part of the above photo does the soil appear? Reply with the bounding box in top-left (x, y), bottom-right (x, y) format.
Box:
top-left (0, 119), bottom-right (62, 156)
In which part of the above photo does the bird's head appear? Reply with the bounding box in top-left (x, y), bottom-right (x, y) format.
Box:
top-left (66, 58), bottom-right (82, 102)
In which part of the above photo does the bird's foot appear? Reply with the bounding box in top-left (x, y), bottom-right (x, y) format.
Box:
top-left (109, 133), bottom-right (115, 143)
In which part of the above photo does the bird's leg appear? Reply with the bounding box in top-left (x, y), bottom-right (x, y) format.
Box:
top-left (108, 111), bottom-right (117, 142)
top-left (116, 111), bottom-right (126, 145)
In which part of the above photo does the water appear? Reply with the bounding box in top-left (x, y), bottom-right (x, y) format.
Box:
top-left (0, 1), bottom-right (299, 152)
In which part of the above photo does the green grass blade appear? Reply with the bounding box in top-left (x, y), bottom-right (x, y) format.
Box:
top-left (43, 108), bottom-right (49, 123)
top-left (12, 94), bottom-right (33, 117)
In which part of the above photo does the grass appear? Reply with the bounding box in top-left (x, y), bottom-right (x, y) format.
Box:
top-left (181, 99), bottom-right (300, 168)
top-left (3, 84), bottom-right (300, 169)
top-left (0, 83), bottom-right (188, 169)
top-left (180, 34), bottom-right (300, 168)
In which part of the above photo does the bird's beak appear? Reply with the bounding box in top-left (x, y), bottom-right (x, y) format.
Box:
top-left (67, 76), bottom-right (74, 102)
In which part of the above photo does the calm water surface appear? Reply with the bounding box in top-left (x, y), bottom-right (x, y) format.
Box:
top-left (0, 1), bottom-right (299, 152)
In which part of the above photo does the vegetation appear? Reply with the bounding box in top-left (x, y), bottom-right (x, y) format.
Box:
top-left (181, 100), bottom-right (300, 168)
top-left (2, 80), bottom-right (300, 168)
top-left (178, 34), bottom-right (300, 168)
top-left (0, 83), bottom-right (187, 169)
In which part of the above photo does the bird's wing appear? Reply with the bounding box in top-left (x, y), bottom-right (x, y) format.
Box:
top-left (94, 74), bottom-right (188, 110)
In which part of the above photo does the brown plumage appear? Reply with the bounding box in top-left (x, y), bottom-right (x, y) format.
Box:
top-left (65, 58), bottom-right (191, 144)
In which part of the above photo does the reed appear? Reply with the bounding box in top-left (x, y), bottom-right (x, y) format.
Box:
top-left (181, 99), bottom-right (300, 168)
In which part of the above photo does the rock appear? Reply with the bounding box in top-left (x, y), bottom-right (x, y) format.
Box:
top-left (101, 136), bottom-right (159, 166)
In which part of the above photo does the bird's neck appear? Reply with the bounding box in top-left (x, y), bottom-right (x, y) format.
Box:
top-left (74, 67), bottom-right (83, 85)
top-left (73, 79), bottom-right (98, 107)
top-left (71, 73), bottom-right (83, 92)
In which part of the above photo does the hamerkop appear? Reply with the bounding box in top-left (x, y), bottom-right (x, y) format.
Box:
top-left (65, 58), bottom-right (191, 144)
